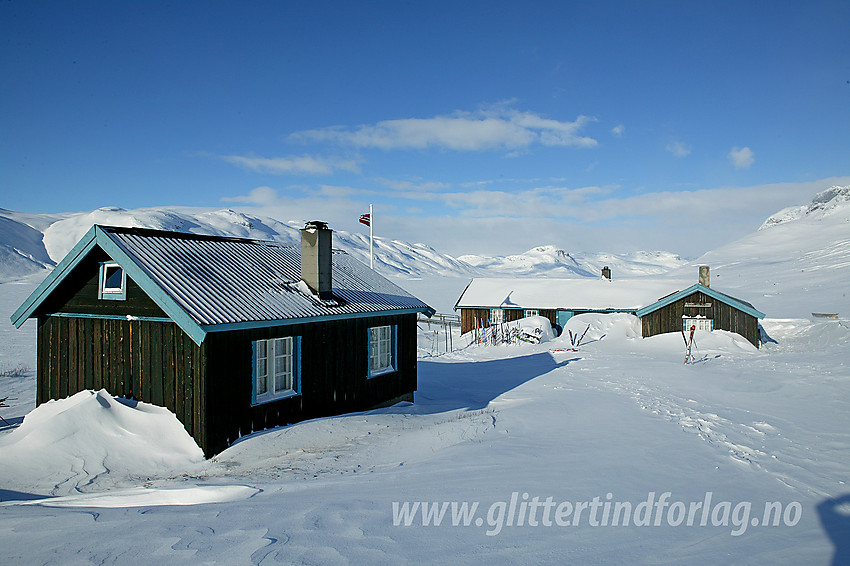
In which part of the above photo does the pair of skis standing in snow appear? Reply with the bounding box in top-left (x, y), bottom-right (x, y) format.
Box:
top-left (682, 325), bottom-right (698, 364)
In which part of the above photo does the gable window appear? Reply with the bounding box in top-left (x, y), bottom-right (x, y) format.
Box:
top-left (98, 262), bottom-right (126, 300)
top-left (490, 309), bottom-right (504, 324)
top-left (368, 325), bottom-right (396, 377)
top-left (524, 309), bottom-right (539, 317)
top-left (683, 317), bottom-right (714, 332)
top-left (253, 336), bottom-right (301, 405)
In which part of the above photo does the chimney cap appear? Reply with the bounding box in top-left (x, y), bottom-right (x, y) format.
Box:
top-left (304, 220), bottom-right (329, 231)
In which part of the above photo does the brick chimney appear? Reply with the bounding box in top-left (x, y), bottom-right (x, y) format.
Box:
top-left (301, 221), bottom-right (333, 299)
top-left (699, 265), bottom-right (710, 287)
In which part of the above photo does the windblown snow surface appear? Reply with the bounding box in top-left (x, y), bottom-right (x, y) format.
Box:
top-left (1, 187), bottom-right (849, 565)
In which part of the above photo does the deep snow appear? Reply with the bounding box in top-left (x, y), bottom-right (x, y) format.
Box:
top-left (1, 187), bottom-right (849, 564)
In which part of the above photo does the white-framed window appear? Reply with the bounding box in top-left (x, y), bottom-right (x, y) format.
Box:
top-left (98, 262), bottom-right (126, 300)
top-left (368, 325), bottom-right (396, 377)
top-left (253, 336), bottom-right (300, 405)
top-left (524, 309), bottom-right (539, 317)
top-left (683, 317), bottom-right (714, 332)
top-left (490, 309), bottom-right (504, 324)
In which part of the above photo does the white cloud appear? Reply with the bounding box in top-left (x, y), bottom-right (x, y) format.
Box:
top-left (288, 107), bottom-right (598, 152)
top-left (666, 141), bottom-right (692, 157)
top-left (728, 146), bottom-right (755, 169)
top-left (219, 154), bottom-right (360, 175)
top-left (220, 186), bottom-right (279, 205)
top-left (612, 124), bottom-right (625, 137)
top-left (374, 178), bottom-right (450, 192)
top-left (220, 176), bottom-right (850, 258)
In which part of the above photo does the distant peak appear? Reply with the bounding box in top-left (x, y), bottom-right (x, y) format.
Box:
top-left (760, 185), bottom-right (850, 230)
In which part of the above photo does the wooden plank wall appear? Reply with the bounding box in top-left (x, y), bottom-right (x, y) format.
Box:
top-left (203, 313), bottom-right (418, 456)
top-left (460, 308), bottom-right (554, 333)
top-left (460, 308), bottom-right (490, 334)
top-left (639, 290), bottom-right (759, 347)
top-left (539, 309), bottom-right (557, 329)
top-left (37, 316), bottom-right (206, 450)
top-left (36, 248), bottom-right (167, 319)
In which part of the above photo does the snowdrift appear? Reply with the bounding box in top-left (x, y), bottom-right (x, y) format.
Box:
top-left (558, 312), bottom-right (642, 345)
top-left (0, 389), bottom-right (204, 496)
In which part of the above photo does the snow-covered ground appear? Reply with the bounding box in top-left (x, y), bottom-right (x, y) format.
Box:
top-left (1, 187), bottom-right (849, 564)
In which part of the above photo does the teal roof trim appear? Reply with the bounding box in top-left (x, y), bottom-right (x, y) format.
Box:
top-left (10, 226), bottom-right (208, 344)
top-left (634, 284), bottom-right (765, 319)
top-left (201, 307), bottom-right (433, 334)
top-left (96, 227), bottom-right (208, 344)
top-left (11, 225), bottom-right (436, 346)
top-left (10, 226), bottom-right (99, 329)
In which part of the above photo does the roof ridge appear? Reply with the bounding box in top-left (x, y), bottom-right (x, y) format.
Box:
top-left (96, 224), bottom-right (295, 247)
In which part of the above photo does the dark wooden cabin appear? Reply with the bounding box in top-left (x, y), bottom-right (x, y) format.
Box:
top-left (454, 269), bottom-right (764, 347)
top-left (11, 223), bottom-right (434, 456)
top-left (635, 283), bottom-right (764, 348)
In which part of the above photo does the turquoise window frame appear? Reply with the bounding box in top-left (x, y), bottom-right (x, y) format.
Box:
top-left (98, 262), bottom-right (127, 301)
top-left (368, 324), bottom-right (397, 378)
top-left (682, 318), bottom-right (714, 332)
top-left (251, 336), bottom-right (302, 406)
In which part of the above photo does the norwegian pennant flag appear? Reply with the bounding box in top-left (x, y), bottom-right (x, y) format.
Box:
top-left (359, 213), bottom-right (371, 227)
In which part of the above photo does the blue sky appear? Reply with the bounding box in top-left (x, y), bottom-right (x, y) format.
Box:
top-left (2, 1), bottom-right (848, 257)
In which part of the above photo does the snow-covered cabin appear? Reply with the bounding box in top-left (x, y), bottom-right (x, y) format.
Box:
top-left (454, 268), bottom-right (764, 347)
top-left (11, 223), bottom-right (434, 456)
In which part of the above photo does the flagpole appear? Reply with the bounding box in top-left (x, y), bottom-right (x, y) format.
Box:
top-left (369, 203), bottom-right (374, 270)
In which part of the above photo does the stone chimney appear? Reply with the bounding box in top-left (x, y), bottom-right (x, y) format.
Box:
top-left (699, 265), bottom-right (710, 287)
top-left (602, 266), bottom-right (611, 280)
top-left (301, 221), bottom-right (333, 299)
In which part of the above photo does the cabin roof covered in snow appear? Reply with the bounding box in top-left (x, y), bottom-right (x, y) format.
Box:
top-left (454, 277), bottom-right (692, 311)
top-left (11, 225), bottom-right (434, 344)
top-left (454, 277), bottom-right (765, 318)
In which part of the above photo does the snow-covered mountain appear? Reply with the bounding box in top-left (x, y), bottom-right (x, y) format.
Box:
top-left (3, 185), bottom-right (847, 317)
top-left (672, 185), bottom-right (850, 318)
top-left (759, 184), bottom-right (850, 230)
top-left (0, 206), bottom-right (685, 283)
top-left (0, 206), bottom-right (481, 283)
top-left (459, 245), bottom-right (686, 278)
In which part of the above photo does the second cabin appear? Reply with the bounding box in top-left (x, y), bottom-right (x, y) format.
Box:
top-left (454, 266), bottom-right (764, 347)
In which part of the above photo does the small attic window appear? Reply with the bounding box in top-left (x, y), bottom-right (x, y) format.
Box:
top-left (99, 262), bottom-right (126, 300)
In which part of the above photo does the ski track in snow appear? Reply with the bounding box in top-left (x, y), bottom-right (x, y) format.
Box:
top-left (555, 341), bottom-right (849, 499)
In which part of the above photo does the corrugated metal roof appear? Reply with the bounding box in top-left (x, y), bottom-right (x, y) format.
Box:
top-left (103, 226), bottom-right (434, 327)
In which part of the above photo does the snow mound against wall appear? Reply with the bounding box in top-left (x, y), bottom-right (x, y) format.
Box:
top-left (516, 315), bottom-right (556, 343)
top-left (557, 313), bottom-right (642, 346)
top-left (0, 389), bottom-right (204, 495)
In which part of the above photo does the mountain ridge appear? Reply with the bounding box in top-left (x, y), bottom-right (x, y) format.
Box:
top-left (0, 206), bottom-right (686, 283)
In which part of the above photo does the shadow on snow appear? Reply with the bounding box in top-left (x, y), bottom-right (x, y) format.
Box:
top-left (413, 352), bottom-right (579, 414)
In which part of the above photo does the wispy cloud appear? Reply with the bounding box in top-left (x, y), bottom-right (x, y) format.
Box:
top-left (221, 186), bottom-right (280, 205)
top-left (728, 146), bottom-right (755, 169)
top-left (611, 124), bottom-right (625, 137)
top-left (374, 178), bottom-right (450, 192)
top-left (219, 154), bottom-right (360, 175)
top-left (666, 141), bottom-right (692, 157)
top-left (220, 177), bottom-right (850, 257)
top-left (287, 106), bottom-right (598, 152)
